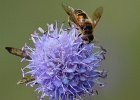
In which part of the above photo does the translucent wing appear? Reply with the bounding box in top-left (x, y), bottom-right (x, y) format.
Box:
top-left (92, 7), bottom-right (103, 28)
top-left (5, 47), bottom-right (31, 60)
top-left (17, 75), bottom-right (35, 85)
top-left (62, 3), bottom-right (79, 25)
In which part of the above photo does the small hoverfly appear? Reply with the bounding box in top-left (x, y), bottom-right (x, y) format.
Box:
top-left (5, 47), bottom-right (34, 84)
top-left (62, 4), bottom-right (103, 43)
top-left (17, 75), bottom-right (35, 85)
top-left (5, 47), bottom-right (31, 60)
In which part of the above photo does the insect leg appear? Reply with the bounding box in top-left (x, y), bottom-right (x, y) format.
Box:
top-left (68, 17), bottom-right (72, 27)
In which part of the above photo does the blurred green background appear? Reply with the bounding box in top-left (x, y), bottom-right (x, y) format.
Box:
top-left (0, 0), bottom-right (140, 100)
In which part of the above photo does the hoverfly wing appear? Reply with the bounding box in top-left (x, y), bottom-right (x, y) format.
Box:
top-left (17, 75), bottom-right (35, 85)
top-left (92, 7), bottom-right (103, 28)
top-left (62, 3), bottom-right (74, 16)
top-left (62, 3), bottom-right (79, 25)
top-left (5, 47), bottom-right (31, 60)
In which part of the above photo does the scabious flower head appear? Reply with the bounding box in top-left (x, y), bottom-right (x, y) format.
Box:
top-left (22, 21), bottom-right (107, 100)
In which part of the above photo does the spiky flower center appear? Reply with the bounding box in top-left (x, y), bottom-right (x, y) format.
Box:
top-left (22, 23), bottom-right (106, 100)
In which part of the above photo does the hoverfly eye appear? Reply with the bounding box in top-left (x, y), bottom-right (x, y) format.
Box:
top-left (83, 25), bottom-right (92, 31)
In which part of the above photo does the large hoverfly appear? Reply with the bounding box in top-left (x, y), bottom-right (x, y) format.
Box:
top-left (62, 4), bottom-right (103, 43)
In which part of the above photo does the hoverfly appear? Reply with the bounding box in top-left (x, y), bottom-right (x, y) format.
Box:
top-left (5, 47), bottom-right (34, 84)
top-left (17, 75), bottom-right (35, 85)
top-left (62, 4), bottom-right (103, 43)
top-left (5, 47), bottom-right (31, 60)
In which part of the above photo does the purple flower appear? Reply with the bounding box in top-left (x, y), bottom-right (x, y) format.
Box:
top-left (21, 22), bottom-right (107, 100)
